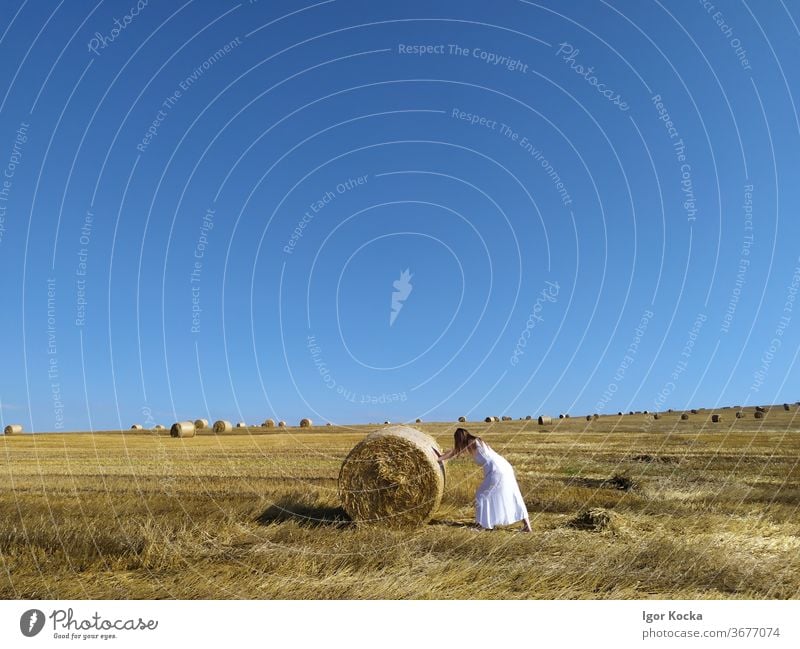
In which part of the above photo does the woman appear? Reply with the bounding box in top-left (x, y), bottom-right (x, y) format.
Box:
top-left (436, 428), bottom-right (531, 532)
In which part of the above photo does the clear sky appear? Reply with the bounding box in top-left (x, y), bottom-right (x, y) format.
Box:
top-left (0, 0), bottom-right (798, 431)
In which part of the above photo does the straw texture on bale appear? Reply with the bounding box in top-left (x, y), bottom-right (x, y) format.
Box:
top-left (338, 425), bottom-right (445, 528)
top-left (4, 424), bottom-right (23, 435)
top-left (194, 419), bottom-right (209, 430)
top-left (130, 424), bottom-right (143, 430)
top-left (300, 418), bottom-right (312, 428)
top-left (458, 416), bottom-right (466, 422)
top-left (262, 419), bottom-right (275, 428)
top-left (538, 416), bottom-right (552, 425)
top-left (170, 421), bottom-right (196, 438)
top-left (213, 420), bottom-right (233, 434)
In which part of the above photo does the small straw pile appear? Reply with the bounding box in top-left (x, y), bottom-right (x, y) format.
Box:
top-left (338, 425), bottom-right (445, 528)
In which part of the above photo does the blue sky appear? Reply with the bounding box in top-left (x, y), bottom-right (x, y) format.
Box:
top-left (0, 0), bottom-right (798, 431)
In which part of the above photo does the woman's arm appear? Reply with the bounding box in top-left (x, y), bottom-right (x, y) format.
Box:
top-left (435, 448), bottom-right (457, 462)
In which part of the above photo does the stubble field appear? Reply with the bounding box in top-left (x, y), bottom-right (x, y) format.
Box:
top-left (1, 407), bottom-right (798, 599)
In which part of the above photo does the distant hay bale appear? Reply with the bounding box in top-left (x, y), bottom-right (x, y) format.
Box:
top-left (485, 416), bottom-right (493, 423)
top-left (130, 424), bottom-right (143, 430)
top-left (711, 414), bottom-right (722, 423)
top-left (565, 414), bottom-right (570, 418)
top-left (690, 409), bottom-right (698, 414)
top-left (783, 403), bottom-right (791, 411)
top-left (680, 413), bottom-right (689, 420)
top-left (653, 413), bottom-right (660, 420)
top-left (629, 411), bottom-right (634, 415)
top-left (559, 414), bottom-right (565, 419)
top-left (194, 419), bottom-right (209, 430)
top-left (278, 420), bottom-right (286, 427)
top-left (4, 424), bottom-right (23, 435)
top-left (458, 416), bottom-right (467, 422)
top-left (383, 421), bottom-right (391, 425)
top-left (236, 422), bottom-right (248, 428)
top-left (338, 425), bottom-right (444, 528)
top-left (153, 424), bottom-right (165, 431)
top-left (213, 420), bottom-right (233, 434)
top-left (592, 413), bottom-right (599, 420)
top-left (668, 409), bottom-right (674, 413)
top-left (617, 412), bottom-right (623, 416)
top-left (326, 422), bottom-right (332, 426)
top-left (300, 418), bottom-right (312, 428)
top-left (262, 419), bottom-right (275, 428)
top-left (585, 415), bottom-right (592, 421)
top-left (755, 406), bottom-right (766, 413)
top-left (170, 421), bottom-right (196, 438)
top-left (754, 411), bottom-right (764, 419)
top-left (501, 416), bottom-right (512, 421)
top-left (538, 416), bottom-right (552, 425)
top-left (415, 418), bottom-right (422, 423)
top-left (525, 415), bottom-right (532, 420)
top-left (567, 508), bottom-right (616, 532)
top-left (735, 411), bottom-right (744, 418)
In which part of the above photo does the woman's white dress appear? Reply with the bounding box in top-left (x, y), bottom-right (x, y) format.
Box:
top-left (473, 439), bottom-right (528, 528)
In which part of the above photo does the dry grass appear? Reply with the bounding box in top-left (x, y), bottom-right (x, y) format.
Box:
top-left (1, 408), bottom-right (798, 599)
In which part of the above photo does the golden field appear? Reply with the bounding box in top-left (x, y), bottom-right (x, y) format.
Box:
top-left (1, 407), bottom-right (798, 599)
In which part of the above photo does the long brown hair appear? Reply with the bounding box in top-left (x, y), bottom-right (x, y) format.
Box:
top-left (453, 427), bottom-right (481, 456)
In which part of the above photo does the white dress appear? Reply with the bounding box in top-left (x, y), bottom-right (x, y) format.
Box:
top-left (473, 439), bottom-right (529, 529)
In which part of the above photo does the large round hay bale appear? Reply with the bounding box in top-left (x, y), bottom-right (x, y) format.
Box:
top-left (300, 418), bottom-right (312, 428)
top-left (130, 424), bottom-right (143, 430)
top-left (194, 419), bottom-right (209, 430)
top-left (680, 413), bottom-right (689, 420)
top-left (754, 411), bottom-right (764, 419)
top-left (262, 419), bottom-right (275, 428)
top-left (170, 421), bottom-right (196, 438)
top-left (213, 420), bottom-right (233, 433)
top-left (711, 414), bottom-right (722, 423)
top-left (458, 416), bottom-right (466, 422)
top-left (4, 424), bottom-right (23, 435)
top-left (278, 420), bottom-right (286, 427)
top-left (338, 425), bottom-right (444, 528)
top-left (538, 416), bottom-right (552, 425)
